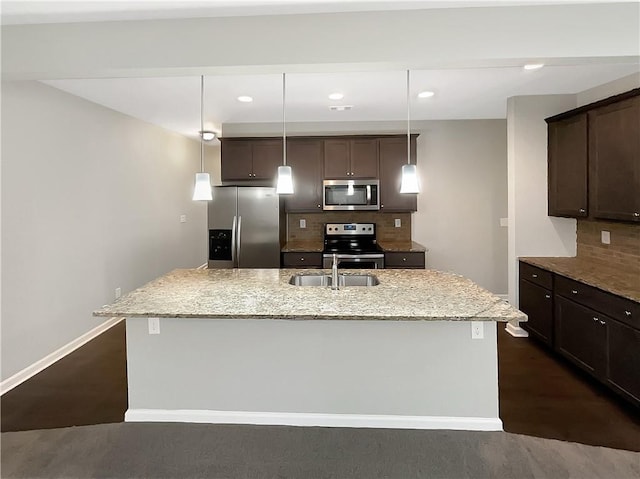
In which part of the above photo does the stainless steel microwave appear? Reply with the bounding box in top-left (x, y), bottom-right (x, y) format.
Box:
top-left (323, 179), bottom-right (380, 211)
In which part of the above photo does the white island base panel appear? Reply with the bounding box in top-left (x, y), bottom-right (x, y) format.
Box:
top-left (125, 318), bottom-right (502, 431)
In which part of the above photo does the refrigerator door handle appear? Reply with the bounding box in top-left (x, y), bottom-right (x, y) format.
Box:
top-left (231, 215), bottom-right (237, 265)
top-left (236, 215), bottom-right (242, 267)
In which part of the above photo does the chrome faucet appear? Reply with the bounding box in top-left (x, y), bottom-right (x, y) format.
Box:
top-left (331, 253), bottom-right (340, 290)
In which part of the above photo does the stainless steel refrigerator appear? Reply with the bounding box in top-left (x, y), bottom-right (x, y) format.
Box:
top-left (208, 186), bottom-right (281, 268)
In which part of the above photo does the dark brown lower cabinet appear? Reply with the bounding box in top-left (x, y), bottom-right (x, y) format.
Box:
top-left (384, 252), bottom-right (425, 269)
top-left (607, 318), bottom-right (640, 405)
top-left (518, 260), bottom-right (639, 407)
top-left (281, 252), bottom-right (323, 268)
top-left (519, 279), bottom-right (553, 347)
top-left (555, 295), bottom-right (607, 379)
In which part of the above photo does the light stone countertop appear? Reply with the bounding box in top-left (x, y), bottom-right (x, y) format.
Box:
top-left (94, 268), bottom-right (525, 322)
top-left (281, 241), bottom-right (324, 253)
top-left (378, 241), bottom-right (428, 253)
top-left (519, 257), bottom-right (640, 303)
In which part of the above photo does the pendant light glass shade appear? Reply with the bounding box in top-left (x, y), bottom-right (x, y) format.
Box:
top-left (276, 72), bottom-right (294, 195)
top-left (275, 166), bottom-right (294, 194)
top-left (193, 75), bottom-right (213, 201)
top-left (193, 172), bottom-right (213, 201)
top-left (400, 69), bottom-right (420, 194)
top-left (400, 164), bottom-right (419, 194)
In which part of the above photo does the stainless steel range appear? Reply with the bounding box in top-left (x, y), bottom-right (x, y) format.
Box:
top-left (322, 223), bottom-right (385, 269)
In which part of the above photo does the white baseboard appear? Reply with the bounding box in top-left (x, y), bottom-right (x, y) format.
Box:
top-left (125, 408), bottom-right (503, 431)
top-left (0, 317), bottom-right (124, 395)
top-left (505, 321), bottom-right (529, 338)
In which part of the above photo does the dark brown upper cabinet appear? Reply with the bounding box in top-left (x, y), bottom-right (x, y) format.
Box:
top-left (378, 136), bottom-right (417, 212)
top-left (589, 95), bottom-right (640, 222)
top-left (547, 113), bottom-right (588, 218)
top-left (323, 138), bottom-right (378, 179)
top-left (546, 89), bottom-right (640, 223)
top-left (221, 138), bottom-right (283, 182)
top-left (283, 139), bottom-right (324, 212)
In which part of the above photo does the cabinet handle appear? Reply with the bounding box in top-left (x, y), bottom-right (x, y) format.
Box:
top-left (579, 208), bottom-right (586, 214)
top-left (317, 204), bottom-right (321, 208)
top-left (300, 257), bottom-right (304, 261)
top-left (402, 257), bottom-right (407, 262)
top-left (634, 212), bottom-right (639, 217)
top-left (381, 204), bottom-right (384, 208)
top-left (625, 310), bottom-right (632, 316)
top-left (532, 274), bottom-right (538, 278)
top-left (545, 294), bottom-right (551, 299)
top-left (593, 317), bottom-right (599, 322)
top-left (600, 320), bottom-right (606, 325)
top-left (571, 290), bottom-right (578, 294)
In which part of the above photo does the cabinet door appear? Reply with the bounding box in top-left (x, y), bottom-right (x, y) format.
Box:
top-left (350, 139), bottom-right (379, 178)
top-left (589, 96), bottom-right (640, 222)
top-left (555, 296), bottom-right (607, 379)
top-left (384, 252), bottom-right (425, 269)
top-left (252, 139), bottom-right (283, 180)
top-left (547, 114), bottom-right (588, 217)
top-left (519, 279), bottom-right (554, 347)
top-left (284, 139), bottom-right (324, 212)
top-left (379, 137), bottom-right (417, 212)
top-left (607, 318), bottom-right (640, 405)
top-left (221, 140), bottom-right (253, 181)
top-left (323, 139), bottom-right (351, 179)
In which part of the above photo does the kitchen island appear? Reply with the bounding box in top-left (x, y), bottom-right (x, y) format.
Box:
top-left (94, 268), bottom-right (525, 431)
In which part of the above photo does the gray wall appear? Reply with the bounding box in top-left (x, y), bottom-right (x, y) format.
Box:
top-left (413, 120), bottom-right (507, 294)
top-left (1, 81), bottom-right (207, 380)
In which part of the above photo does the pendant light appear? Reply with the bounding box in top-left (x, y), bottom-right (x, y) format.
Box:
top-left (193, 75), bottom-right (213, 201)
top-left (276, 72), bottom-right (294, 195)
top-left (400, 70), bottom-right (420, 194)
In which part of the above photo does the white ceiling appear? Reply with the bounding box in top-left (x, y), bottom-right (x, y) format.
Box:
top-left (2, 0), bottom-right (631, 25)
top-left (14, 0), bottom-right (638, 138)
top-left (43, 64), bottom-right (640, 139)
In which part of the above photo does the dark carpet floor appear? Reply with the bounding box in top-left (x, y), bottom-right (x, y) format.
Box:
top-left (2, 422), bottom-right (639, 479)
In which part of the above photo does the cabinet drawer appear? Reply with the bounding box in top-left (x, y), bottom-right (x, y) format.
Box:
top-left (385, 252), bottom-right (425, 269)
top-left (519, 279), bottom-right (554, 347)
top-left (519, 262), bottom-right (553, 289)
top-left (555, 275), bottom-right (640, 330)
top-left (282, 252), bottom-right (323, 268)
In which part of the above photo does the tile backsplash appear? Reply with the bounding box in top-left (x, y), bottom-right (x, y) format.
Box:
top-left (287, 212), bottom-right (411, 243)
top-left (577, 219), bottom-right (640, 268)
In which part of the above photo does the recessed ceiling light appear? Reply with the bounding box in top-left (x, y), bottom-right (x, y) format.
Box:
top-left (200, 131), bottom-right (216, 141)
top-left (328, 92), bottom-right (344, 100)
top-left (417, 91), bottom-right (435, 99)
top-left (329, 105), bottom-right (353, 112)
top-left (523, 63), bottom-right (544, 71)
top-left (237, 95), bottom-right (253, 103)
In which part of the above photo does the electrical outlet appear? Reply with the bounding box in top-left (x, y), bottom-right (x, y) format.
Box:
top-left (300, 219), bottom-right (306, 229)
top-left (394, 218), bottom-right (401, 228)
top-left (115, 287), bottom-right (121, 299)
top-left (601, 230), bottom-right (611, 245)
top-left (180, 215), bottom-right (187, 223)
top-left (148, 318), bottom-right (160, 335)
top-left (471, 321), bottom-right (484, 339)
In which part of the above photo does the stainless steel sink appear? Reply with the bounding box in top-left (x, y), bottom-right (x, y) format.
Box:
top-left (289, 273), bottom-right (379, 287)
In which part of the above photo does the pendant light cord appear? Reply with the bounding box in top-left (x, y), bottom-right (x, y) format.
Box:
top-left (200, 75), bottom-right (205, 173)
top-left (406, 69), bottom-right (411, 166)
top-left (282, 72), bottom-right (287, 166)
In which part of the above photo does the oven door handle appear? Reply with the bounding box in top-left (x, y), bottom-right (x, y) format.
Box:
top-left (324, 253), bottom-right (385, 259)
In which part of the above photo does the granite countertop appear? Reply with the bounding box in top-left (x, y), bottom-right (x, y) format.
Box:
top-left (378, 241), bottom-right (428, 253)
top-left (519, 257), bottom-right (640, 303)
top-left (281, 241), bottom-right (324, 253)
top-left (94, 268), bottom-right (524, 322)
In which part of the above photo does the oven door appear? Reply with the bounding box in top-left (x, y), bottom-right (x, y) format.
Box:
top-left (322, 253), bottom-right (384, 269)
